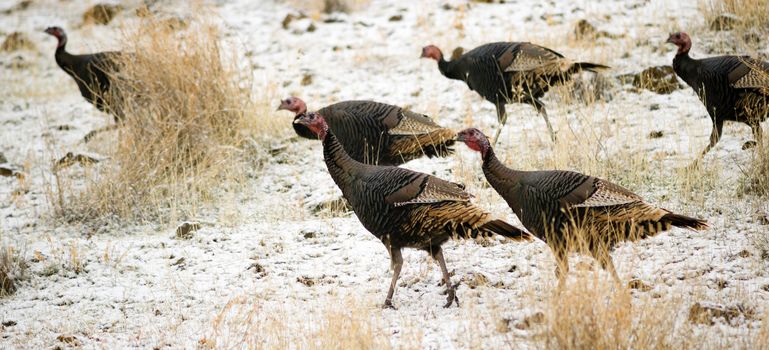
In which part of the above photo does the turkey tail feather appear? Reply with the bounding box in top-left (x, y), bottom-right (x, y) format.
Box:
top-left (480, 219), bottom-right (533, 241)
top-left (661, 213), bottom-right (708, 231)
top-left (573, 62), bottom-right (610, 73)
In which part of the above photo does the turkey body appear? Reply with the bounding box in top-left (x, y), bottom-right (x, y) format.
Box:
top-left (306, 115), bottom-right (530, 307)
top-left (672, 49), bottom-right (769, 155)
top-left (54, 44), bottom-right (125, 122)
top-left (293, 100), bottom-right (455, 165)
top-left (459, 129), bottom-right (707, 284)
top-left (434, 42), bottom-right (608, 141)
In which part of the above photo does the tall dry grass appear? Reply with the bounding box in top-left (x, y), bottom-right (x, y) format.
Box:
top-left (47, 15), bottom-right (283, 224)
top-left (699, 0), bottom-right (769, 52)
top-left (205, 295), bottom-right (402, 349)
top-left (0, 241), bottom-right (26, 297)
top-left (539, 276), bottom-right (768, 349)
top-left (700, 0), bottom-right (769, 31)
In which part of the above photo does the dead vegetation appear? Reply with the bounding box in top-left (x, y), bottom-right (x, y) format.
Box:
top-left (539, 276), bottom-right (768, 350)
top-left (1, 31), bottom-right (35, 52)
top-left (285, 0), bottom-right (369, 14)
top-left (0, 242), bottom-right (26, 297)
top-left (47, 15), bottom-right (283, 224)
top-left (81, 3), bottom-right (122, 26)
top-left (207, 296), bottom-right (398, 349)
top-left (699, 0), bottom-right (769, 52)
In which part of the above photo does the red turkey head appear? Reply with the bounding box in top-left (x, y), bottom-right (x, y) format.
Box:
top-left (457, 128), bottom-right (491, 157)
top-left (277, 96), bottom-right (307, 114)
top-left (44, 26), bottom-right (67, 47)
top-left (420, 45), bottom-right (443, 61)
top-left (294, 112), bottom-right (328, 139)
top-left (666, 32), bottom-right (691, 54)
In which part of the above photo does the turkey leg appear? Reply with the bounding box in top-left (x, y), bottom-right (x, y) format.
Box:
top-left (431, 246), bottom-right (459, 308)
top-left (383, 246), bottom-right (403, 309)
top-left (492, 103), bottom-right (507, 145)
top-left (531, 98), bottom-right (556, 143)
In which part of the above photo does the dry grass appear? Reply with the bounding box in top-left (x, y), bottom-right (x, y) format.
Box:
top-left (700, 0), bottom-right (769, 31)
top-left (47, 15), bottom-right (283, 225)
top-left (539, 276), bottom-right (768, 349)
top-left (205, 295), bottom-right (401, 349)
top-left (0, 241), bottom-right (26, 297)
top-left (699, 0), bottom-right (769, 52)
top-left (285, 0), bottom-right (370, 15)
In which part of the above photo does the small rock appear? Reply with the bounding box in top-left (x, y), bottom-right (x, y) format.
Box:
top-left (82, 4), bottom-right (123, 25)
top-left (57, 335), bottom-right (80, 346)
top-left (247, 262), bottom-right (266, 277)
top-left (1, 320), bottom-right (16, 327)
top-left (710, 13), bottom-right (740, 31)
top-left (302, 230), bottom-right (318, 239)
top-left (743, 29), bottom-right (761, 44)
top-left (1, 32), bottom-right (35, 52)
top-left (688, 302), bottom-right (755, 326)
top-left (0, 164), bottom-right (24, 179)
top-left (462, 272), bottom-right (489, 289)
top-left (714, 278), bottom-right (728, 290)
top-left (649, 103), bottom-right (660, 111)
top-left (648, 130), bottom-right (664, 139)
top-left (281, 13), bottom-right (306, 29)
top-left (508, 265), bottom-right (518, 273)
top-left (388, 14), bottom-right (403, 22)
top-left (631, 65), bottom-right (681, 94)
top-left (306, 22), bottom-right (317, 32)
top-left (175, 221), bottom-right (200, 240)
top-left (1, 0), bottom-right (31, 15)
top-left (762, 284), bottom-right (769, 292)
top-left (53, 152), bottom-right (104, 171)
top-left (171, 257), bottom-right (186, 266)
top-left (323, 0), bottom-right (351, 13)
top-left (53, 124), bottom-right (75, 131)
top-left (573, 19), bottom-right (597, 40)
top-left (301, 73), bottom-right (313, 86)
top-left (627, 278), bottom-right (653, 291)
top-left (738, 249), bottom-right (752, 258)
top-left (514, 311), bottom-right (545, 330)
top-left (0, 152), bottom-right (6, 163)
top-left (450, 47), bottom-right (465, 60)
top-left (297, 276), bottom-right (317, 287)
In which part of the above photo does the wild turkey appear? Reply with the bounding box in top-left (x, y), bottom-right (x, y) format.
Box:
top-left (421, 42), bottom-right (609, 143)
top-left (295, 113), bottom-right (532, 308)
top-left (278, 97), bottom-right (455, 166)
top-left (456, 128), bottom-right (707, 285)
top-left (667, 32), bottom-right (769, 157)
top-left (44, 26), bottom-right (126, 142)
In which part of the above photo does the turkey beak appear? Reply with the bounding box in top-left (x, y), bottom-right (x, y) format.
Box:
top-left (456, 134), bottom-right (466, 142)
top-left (420, 48), bottom-right (427, 58)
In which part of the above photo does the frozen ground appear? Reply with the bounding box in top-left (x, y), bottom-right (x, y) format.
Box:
top-left (1, 0), bottom-right (768, 348)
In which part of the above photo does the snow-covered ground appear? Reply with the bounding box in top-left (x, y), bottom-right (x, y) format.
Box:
top-left (1, 0), bottom-right (768, 348)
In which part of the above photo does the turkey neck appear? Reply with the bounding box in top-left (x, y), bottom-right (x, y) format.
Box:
top-left (438, 57), bottom-right (466, 81)
top-left (672, 51), bottom-right (699, 88)
top-left (322, 130), bottom-right (366, 187)
top-left (54, 36), bottom-right (77, 72)
top-left (481, 148), bottom-right (524, 196)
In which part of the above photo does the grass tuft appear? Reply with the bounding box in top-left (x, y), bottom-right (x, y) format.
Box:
top-left (47, 14), bottom-right (283, 225)
top-left (0, 242), bottom-right (27, 297)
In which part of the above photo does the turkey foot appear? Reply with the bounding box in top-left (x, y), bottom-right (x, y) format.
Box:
top-left (382, 299), bottom-right (397, 310)
top-left (443, 287), bottom-right (459, 308)
top-left (436, 270), bottom-right (455, 286)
